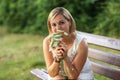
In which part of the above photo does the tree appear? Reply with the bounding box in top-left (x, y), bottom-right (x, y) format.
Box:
top-left (94, 0), bottom-right (120, 38)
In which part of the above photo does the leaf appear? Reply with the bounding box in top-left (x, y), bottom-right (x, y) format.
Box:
top-left (50, 30), bottom-right (68, 49)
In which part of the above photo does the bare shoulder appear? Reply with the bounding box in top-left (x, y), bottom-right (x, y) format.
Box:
top-left (43, 35), bottom-right (51, 45)
top-left (78, 39), bottom-right (88, 51)
top-left (81, 39), bottom-right (88, 47)
top-left (43, 35), bottom-right (51, 55)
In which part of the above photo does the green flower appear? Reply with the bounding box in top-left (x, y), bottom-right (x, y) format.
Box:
top-left (50, 30), bottom-right (68, 49)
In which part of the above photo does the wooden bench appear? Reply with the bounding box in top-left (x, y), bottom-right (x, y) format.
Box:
top-left (30, 31), bottom-right (120, 80)
top-left (79, 31), bottom-right (120, 80)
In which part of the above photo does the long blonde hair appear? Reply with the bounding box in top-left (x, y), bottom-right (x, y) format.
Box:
top-left (47, 7), bottom-right (76, 34)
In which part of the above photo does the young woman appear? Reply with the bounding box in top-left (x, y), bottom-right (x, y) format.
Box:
top-left (43, 7), bottom-right (94, 80)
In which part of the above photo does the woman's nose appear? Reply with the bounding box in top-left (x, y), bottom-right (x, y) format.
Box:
top-left (56, 25), bottom-right (61, 30)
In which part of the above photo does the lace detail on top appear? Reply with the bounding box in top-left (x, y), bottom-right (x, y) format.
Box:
top-left (67, 32), bottom-right (84, 61)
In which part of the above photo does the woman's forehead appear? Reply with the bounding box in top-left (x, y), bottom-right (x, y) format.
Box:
top-left (50, 14), bottom-right (66, 23)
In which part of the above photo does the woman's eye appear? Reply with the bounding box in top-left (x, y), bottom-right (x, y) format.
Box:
top-left (59, 21), bottom-right (65, 25)
top-left (51, 23), bottom-right (56, 27)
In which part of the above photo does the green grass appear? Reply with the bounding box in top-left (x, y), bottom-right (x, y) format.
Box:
top-left (0, 33), bottom-right (46, 80)
top-left (0, 32), bottom-right (118, 80)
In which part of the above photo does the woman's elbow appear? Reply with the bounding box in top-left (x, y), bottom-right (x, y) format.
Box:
top-left (48, 70), bottom-right (58, 77)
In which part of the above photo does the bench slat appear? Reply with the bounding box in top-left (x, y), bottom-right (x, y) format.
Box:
top-left (88, 48), bottom-right (120, 66)
top-left (78, 31), bottom-right (120, 50)
top-left (91, 62), bottom-right (120, 80)
top-left (30, 68), bottom-right (49, 80)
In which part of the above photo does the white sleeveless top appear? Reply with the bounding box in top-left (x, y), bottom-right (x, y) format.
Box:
top-left (49, 32), bottom-right (94, 80)
top-left (67, 32), bottom-right (94, 80)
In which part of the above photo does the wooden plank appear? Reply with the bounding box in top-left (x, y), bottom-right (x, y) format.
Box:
top-left (91, 62), bottom-right (120, 80)
top-left (30, 68), bottom-right (49, 80)
top-left (77, 31), bottom-right (120, 50)
top-left (88, 48), bottom-right (120, 66)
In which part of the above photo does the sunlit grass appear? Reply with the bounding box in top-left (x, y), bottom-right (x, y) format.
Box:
top-left (0, 33), bottom-right (46, 80)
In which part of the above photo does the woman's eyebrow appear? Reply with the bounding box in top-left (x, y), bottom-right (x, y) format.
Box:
top-left (51, 19), bottom-right (65, 24)
top-left (59, 19), bottom-right (65, 22)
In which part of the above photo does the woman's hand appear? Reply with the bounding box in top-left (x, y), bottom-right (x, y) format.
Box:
top-left (56, 41), bottom-right (68, 60)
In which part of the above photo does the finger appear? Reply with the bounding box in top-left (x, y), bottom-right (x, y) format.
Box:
top-left (56, 54), bottom-right (63, 60)
top-left (56, 47), bottom-right (61, 50)
top-left (59, 49), bottom-right (67, 59)
top-left (56, 52), bottom-right (63, 57)
top-left (57, 53), bottom-right (62, 56)
top-left (57, 47), bottom-right (65, 52)
top-left (59, 49), bottom-right (64, 54)
top-left (60, 48), bottom-right (65, 52)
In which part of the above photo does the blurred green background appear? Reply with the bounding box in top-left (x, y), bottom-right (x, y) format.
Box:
top-left (0, 0), bottom-right (120, 38)
top-left (0, 0), bottom-right (120, 80)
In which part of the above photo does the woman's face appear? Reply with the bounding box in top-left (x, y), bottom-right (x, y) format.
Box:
top-left (50, 14), bottom-right (71, 34)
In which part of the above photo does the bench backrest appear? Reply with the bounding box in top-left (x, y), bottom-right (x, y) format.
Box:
top-left (78, 31), bottom-right (120, 80)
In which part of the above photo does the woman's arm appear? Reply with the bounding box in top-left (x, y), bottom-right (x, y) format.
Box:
top-left (63, 39), bottom-right (88, 79)
top-left (43, 37), bottom-right (60, 77)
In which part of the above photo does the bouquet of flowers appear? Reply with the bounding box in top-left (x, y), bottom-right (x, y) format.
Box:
top-left (49, 30), bottom-right (68, 50)
top-left (49, 30), bottom-right (68, 76)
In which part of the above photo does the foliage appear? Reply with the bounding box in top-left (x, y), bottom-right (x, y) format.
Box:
top-left (0, 0), bottom-right (49, 34)
top-left (0, 0), bottom-right (120, 38)
top-left (94, 0), bottom-right (120, 38)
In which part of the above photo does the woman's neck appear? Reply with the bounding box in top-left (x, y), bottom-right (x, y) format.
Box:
top-left (62, 32), bottom-right (76, 45)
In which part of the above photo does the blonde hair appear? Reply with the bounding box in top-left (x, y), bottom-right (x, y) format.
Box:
top-left (47, 7), bottom-right (76, 34)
